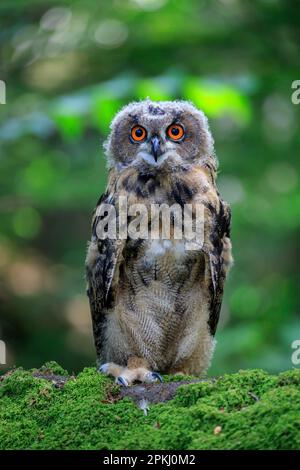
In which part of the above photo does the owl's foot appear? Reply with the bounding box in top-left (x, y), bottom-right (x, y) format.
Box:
top-left (99, 357), bottom-right (163, 387)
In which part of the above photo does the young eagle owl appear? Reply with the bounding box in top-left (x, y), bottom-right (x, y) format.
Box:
top-left (86, 100), bottom-right (232, 386)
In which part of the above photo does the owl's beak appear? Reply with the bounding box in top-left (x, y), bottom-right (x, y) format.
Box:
top-left (151, 135), bottom-right (162, 162)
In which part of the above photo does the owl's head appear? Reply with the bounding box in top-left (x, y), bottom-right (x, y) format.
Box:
top-left (105, 99), bottom-right (216, 173)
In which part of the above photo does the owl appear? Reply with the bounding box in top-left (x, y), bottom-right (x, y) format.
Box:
top-left (86, 99), bottom-right (232, 386)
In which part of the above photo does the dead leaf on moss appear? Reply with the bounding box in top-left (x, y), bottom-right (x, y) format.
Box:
top-left (214, 426), bottom-right (222, 435)
top-left (39, 387), bottom-right (51, 397)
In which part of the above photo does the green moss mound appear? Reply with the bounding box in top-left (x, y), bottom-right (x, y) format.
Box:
top-left (0, 363), bottom-right (299, 450)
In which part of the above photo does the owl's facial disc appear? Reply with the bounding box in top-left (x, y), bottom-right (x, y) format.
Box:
top-left (131, 123), bottom-right (186, 168)
top-left (106, 100), bottom-right (215, 172)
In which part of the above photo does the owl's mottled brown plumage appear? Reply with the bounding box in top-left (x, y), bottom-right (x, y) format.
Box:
top-left (86, 100), bottom-right (232, 385)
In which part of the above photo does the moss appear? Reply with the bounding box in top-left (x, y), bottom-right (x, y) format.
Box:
top-left (34, 361), bottom-right (69, 376)
top-left (161, 373), bottom-right (196, 383)
top-left (277, 369), bottom-right (300, 387)
top-left (0, 365), bottom-right (299, 450)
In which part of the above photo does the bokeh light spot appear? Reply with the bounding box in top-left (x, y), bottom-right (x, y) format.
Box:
top-left (13, 207), bottom-right (41, 239)
top-left (94, 20), bottom-right (128, 48)
top-left (266, 162), bottom-right (298, 193)
top-left (40, 7), bottom-right (72, 32)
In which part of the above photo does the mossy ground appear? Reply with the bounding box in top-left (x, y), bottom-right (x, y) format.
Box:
top-left (0, 362), bottom-right (299, 450)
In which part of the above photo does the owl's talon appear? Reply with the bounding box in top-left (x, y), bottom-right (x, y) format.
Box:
top-left (99, 363), bottom-right (110, 374)
top-left (144, 371), bottom-right (163, 383)
top-left (116, 376), bottom-right (129, 387)
top-left (151, 372), bottom-right (163, 383)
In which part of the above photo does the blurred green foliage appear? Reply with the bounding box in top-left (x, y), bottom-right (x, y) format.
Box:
top-left (0, 0), bottom-right (299, 375)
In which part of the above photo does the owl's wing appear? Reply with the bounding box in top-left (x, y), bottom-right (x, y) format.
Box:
top-left (206, 199), bottom-right (232, 335)
top-left (86, 193), bottom-right (125, 359)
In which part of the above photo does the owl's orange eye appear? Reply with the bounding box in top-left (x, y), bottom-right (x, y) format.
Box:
top-left (131, 125), bottom-right (147, 142)
top-left (167, 124), bottom-right (184, 141)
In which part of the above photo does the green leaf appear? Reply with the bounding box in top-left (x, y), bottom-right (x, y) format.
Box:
top-left (183, 78), bottom-right (252, 124)
top-left (52, 113), bottom-right (84, 140)
top-left (91, 94), bottom-right (124, 134)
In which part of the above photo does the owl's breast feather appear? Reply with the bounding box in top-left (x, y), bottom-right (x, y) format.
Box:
top-left (144, 239), bottom-right (188, 261)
